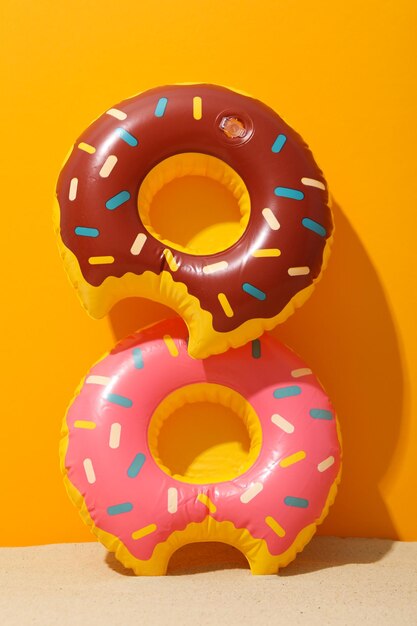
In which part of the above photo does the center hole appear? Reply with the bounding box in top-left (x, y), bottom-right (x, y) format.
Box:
top-left (137, 153), bottom-right (251, 255)
top-left (148, 383), bottom-right (261, 484)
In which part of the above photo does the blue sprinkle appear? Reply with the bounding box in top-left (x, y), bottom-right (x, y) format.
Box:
top-left (271, 134), bottom-right (287, 153)
top-left (273, 386), bottom-right (302, 399)
top-left (252, 339), bottom-right (261, 359)
top-left (127, 453), bottom-right (146, 478)
top-left (107, 502), bottom-right (133, 515)
top-left (154, 97), bottom-right (168, 117)
top-left (242, 283), bottom-right (266, 301)
top-left (105, 190), bottom-right (131, 210)
top-left (105, 393), bottom-right (133, 408)
top-left (132, 348), bottom-right (144, 369)
top-left (310, 408), bottom-right (333, 420)
top-left (74, 226), bottom-right (99, 237)
top-left (284, 496), bottom-right (309, 508)
top-left (274, 187), bottom-right (305, 200)
top-left (302, 217), bottom-right (327, 237)
top-left (117, 128), bottom-right (138, 147)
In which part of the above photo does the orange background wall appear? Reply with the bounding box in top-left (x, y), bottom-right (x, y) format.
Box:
top-left (1, 0), bottom-right (416, 546)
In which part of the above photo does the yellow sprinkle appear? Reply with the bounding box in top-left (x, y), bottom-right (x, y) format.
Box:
top-left (163, 248), bottom-right (178, 272)
top-left (88, 256), bottom-right (115, 265)
top-left (279, 450), bottom-right (307, 468)
top-left (74, 420), bottom-right (96, 430)
top-left (265, 516), bottom-right (286, 538)
top-left (193, 96), bottom-right (202, 120)
top-left (131, 523), bottom-right (157, 541)
top-left (197, 494), bottom-right (217, 514)
top-left (252, 248), bottom-right (281, 258)
top-left (218, 293), bottom-right (234, 317)
top-left (163, 334), bottom-right (179, 357)
top-left (78, 142), bottom-right (96, 154)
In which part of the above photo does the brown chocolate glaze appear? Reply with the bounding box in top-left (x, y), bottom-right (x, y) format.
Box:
top-left (57, 85), bottom-right (332, 332)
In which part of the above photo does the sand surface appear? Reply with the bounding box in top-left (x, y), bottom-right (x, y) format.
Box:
top-left (1, 538), bottom-right (416, 625)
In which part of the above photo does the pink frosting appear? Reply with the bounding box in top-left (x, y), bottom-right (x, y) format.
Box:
top-left (64, 319), bottom-right (341, 560)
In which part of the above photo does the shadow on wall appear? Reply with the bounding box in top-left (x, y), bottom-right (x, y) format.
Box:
top-left (108, 199), bottom-right (403, 568)
top-left (274, 200), bottom-right (402, 543)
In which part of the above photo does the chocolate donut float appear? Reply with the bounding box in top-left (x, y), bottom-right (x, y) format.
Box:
top-left (55, 84), bottom-right (333, 358)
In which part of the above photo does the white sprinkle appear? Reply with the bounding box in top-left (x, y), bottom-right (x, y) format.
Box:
top-left (99, 155), bottom-right (118, 178)
top-left (69, 178), bottom-right (78, 201)
top-left (168, 487), bottom-right (178, 513)
top-left (288, 266), bottom-right (310, 276)
top-left (86, 375), bottom-right (111, 386)
top-left (271, 413), bottom-right (295, 434)
top-left (109, 423), bottom-right (122, 449)
top-left (130, 233), bottom-right (147, 255)
top-left (318, 456), bottom-right (335, 472)
top-left (203, 261), bottom-right (229, 275)
top-left (262, 208), bottom-right (280, 230)
top-left (291, 368), bottom-right (312, 378)
top-left (240, 482), bottom-right (263, 504)
top-left (83, 458), bottom-right (96, 484)
top-left (301, 177), bottom-right (326, 190)
top-left (106, 108), bottom-right (127, 120)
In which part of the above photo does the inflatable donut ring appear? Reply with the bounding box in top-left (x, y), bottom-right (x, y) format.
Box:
top-left (61, 318), bottom-right (341, 575)
top-left (55, 84), bottom-right (333, 359)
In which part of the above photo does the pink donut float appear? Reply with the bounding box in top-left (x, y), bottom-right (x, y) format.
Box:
top-left (61, 319), bottom-right (341, 575)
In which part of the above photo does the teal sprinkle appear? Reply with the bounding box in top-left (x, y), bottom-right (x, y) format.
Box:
top-left (132, 348), bottom-right (144, 369)
top-left (242, 283), bottom-right (266, 301)
top-left (273, 386), bottom-right (302, 399)
top-left (127, 453), bottom-right (146, 478)
top-left (310, 408), bottom-right (333, 420)
top-left (252, 339), bottom-right (261, 359)
top-left (105, 393), bottom-right (133, 408)
top-left (284, 496), bottom-right (309, 508)
top-left (302, 217), bottom-right (327, 237)
top-left (274, 187), bottom-right (304, 200)
top-left (74, 226), bottom-right (99, 237)
top-left (107, 502), bottom-right (133, 515)
top-left (117, 128), bottom-right (138, 147)
top-left (105, 190), bottom-right (130, 210)
top-left (154, 97), bottom-right (168, 117)
top-left (271, 134), bottom-right (287, 153)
